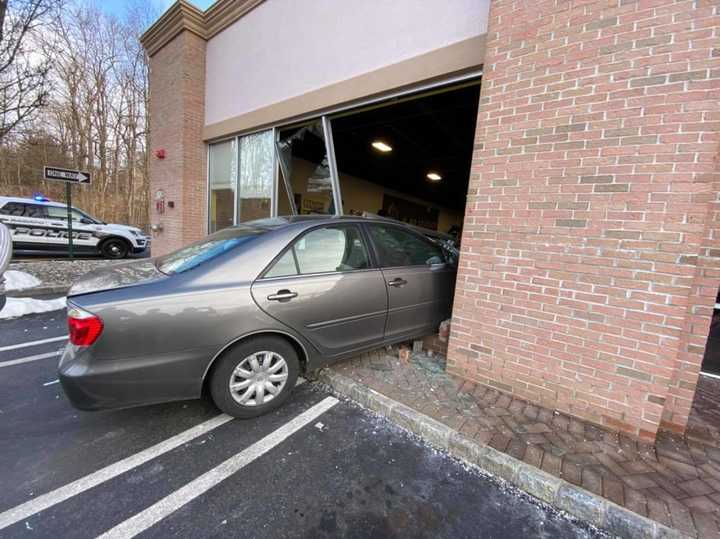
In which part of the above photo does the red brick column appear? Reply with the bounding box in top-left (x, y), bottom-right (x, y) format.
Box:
top-left (448, 0), bottom-right (720, 441)
top-left (147, 31), bottom-right (207, 256)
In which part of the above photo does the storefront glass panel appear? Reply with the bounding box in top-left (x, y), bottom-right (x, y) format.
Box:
top-left (238, 129), bottom-right (273, 221)
top-left (276, 120), bottom-right (338, 215)
top-left (208, 139), bottom-right (237, 233)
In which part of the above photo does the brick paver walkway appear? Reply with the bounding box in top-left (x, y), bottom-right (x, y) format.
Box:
top-left (330, 350), bottom-right (720, 537)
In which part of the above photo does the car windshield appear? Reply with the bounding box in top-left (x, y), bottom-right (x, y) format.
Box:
top-left (156, 227), bottom-right (265, 274)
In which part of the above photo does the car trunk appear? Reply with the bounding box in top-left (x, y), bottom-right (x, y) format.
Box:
top-left (68, 259), bottom-right (166, 296)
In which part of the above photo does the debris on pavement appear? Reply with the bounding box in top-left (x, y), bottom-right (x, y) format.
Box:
top-left (438, 319), bottom-right (450, 342)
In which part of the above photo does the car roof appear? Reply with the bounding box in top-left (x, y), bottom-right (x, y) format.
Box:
top-left (242, 213), bottom-right (454, 240)
top-left (0, 196), bottom-right (67, 208)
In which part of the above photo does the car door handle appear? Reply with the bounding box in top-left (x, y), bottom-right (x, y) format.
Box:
top-left (387, 278), bottom-right (407, 287)
top-left (267, 290), bottom-right (298, 301)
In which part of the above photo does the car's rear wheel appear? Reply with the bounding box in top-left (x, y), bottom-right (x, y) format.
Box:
top-left (100, 238), bottom-right (129, 259)
top-left (209, 336), bottom-right (299, 418)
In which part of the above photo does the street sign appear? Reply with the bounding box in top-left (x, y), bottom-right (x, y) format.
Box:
top-left (43, 165), bottom-right (91, 259)
top-left (43, 166), bottom-right (91, 184)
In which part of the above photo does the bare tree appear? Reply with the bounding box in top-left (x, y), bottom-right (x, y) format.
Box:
top-left (0, 0), bottom-right (157, 230)
top-left (0, 0), bottom-right (60, 141)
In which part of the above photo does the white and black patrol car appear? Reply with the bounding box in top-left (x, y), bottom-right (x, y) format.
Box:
top-left (0, 196), bottom-right (150, 259)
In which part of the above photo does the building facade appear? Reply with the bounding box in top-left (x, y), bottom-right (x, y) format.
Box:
top-left (142, 0), bottom-right (720, 441)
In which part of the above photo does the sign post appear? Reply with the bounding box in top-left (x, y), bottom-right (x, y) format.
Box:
top-left (65, 183), bottom-right (74, 258)
top-left (43, 166), bottom-right (91, 259)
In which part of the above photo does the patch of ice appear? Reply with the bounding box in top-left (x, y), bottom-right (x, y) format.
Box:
top-left (3, 270), bottom-right (41, 291)
top-left (0, 297), bottom-right (66, 319)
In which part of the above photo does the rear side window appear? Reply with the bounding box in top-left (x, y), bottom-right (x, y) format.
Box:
top-left (24, 204), bottom-right (47, 218)
top-left (368, 224), bottom-right (445, 267)
top-left (1, 202), bottom-right (28, 216)
top-left (264, 225), bottom-right (369, 278)
top-left (157, 227), bottom-right (264, 274)
top-left (264, 251), bottom-right (297, 278)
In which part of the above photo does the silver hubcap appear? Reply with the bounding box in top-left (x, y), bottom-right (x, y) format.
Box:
top-left (229, 351), bottom-right (289, 407)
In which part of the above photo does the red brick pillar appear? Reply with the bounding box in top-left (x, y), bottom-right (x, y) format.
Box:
top-left (146, 31), bottom-right (207, 256)
top-left (448, 0), bottom-right (720, 441)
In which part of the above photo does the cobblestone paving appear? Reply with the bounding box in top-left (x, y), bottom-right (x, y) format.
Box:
top-left (330, 350), bottom-right (720, 537)
top-left (687, 376), bottom-right (720, 448)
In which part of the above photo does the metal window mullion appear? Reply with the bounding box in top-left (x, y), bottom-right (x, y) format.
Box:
top-left (233, 136), bottom-right (240, 224)
top-left (205, 144), bottom-right (211, 233)
top-left (276, 132), bottom-right (298, 215)
top-left (271, 127), bottom-right (278, 217)
top-left (321, 115), bottom-right (342, 216)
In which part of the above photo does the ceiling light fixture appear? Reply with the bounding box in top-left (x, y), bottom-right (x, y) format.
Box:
top-left (426, 172), bottom-right (442, 181)
top-left (371, 141), bottom-right (392, 153)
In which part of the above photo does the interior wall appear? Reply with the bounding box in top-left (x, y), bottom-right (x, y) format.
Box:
top-left (277, 158), bottom-right (463, 232)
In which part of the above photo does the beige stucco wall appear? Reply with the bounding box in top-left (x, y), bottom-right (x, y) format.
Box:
top-left (205, 0), bottom-right (489, 127)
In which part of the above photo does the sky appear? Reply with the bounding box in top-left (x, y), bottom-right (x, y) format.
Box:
top-left (99, 0), bottom-right (216, 19)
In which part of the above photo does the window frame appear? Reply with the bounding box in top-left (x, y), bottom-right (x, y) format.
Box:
top-left (258, 222), bottom-right (377, 280)
top-left (363, 222), bottom-right (447, 270)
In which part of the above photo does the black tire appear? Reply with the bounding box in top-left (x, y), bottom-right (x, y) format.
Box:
top-left (209, 336), bottom-right (299, 419)
top-left (100, 237), bottom-right (129, 259)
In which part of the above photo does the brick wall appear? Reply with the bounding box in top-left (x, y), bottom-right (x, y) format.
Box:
top-left (448, 0), bottom-right (720, 441)
top-left (147, 31), bottom-right (207, 256)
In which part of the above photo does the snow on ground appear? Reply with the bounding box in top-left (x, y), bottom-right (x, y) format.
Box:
top-left (3, 270), bottom-right (41, 291)
top-left (0, 297), bottom-right (66, 319)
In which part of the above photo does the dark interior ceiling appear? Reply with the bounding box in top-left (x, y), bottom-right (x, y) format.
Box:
top-left (281, 80), bottom-right (481, 211)
top-left (332, 81), bottom-right (481, 211)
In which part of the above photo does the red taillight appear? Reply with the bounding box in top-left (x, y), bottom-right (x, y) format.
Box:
top-left (68, 306), bottom-right (104, 346)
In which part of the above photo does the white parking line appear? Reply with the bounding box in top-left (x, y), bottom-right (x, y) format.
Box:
top-left (0, 414), bottom-right (234, 531)
top-left (0, 351), bottom-right (62, 369)
top-left (98, 396), bottom-right (339, 539)
top-left (0, 335), bottom-right (67, 353)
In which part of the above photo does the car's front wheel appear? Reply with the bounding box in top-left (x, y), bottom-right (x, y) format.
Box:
top-left (209, 336), bottom-right (299, 418)
top-left (100, 238), bottom-right (129, 259)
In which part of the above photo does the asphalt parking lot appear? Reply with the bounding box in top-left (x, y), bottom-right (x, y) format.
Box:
top-left (0, 310), bottom-right (601, 538)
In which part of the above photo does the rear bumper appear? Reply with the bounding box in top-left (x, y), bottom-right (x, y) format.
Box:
top-left (58, 343), bottom-right (210, 411)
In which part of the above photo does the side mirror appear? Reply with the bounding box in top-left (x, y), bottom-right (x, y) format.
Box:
top-left (429, 262), bottom-right (446, 271)
top-left (80, 218), bottom-right (94, 225)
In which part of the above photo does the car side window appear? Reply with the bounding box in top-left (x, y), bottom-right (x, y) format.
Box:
top-left (367, 224), bottom-right (445, 268)
top-left (264, 250), bottom-right (298, 278)
top-left (23, 204), bottom-right (47, 218)
top-left (264, 225), bottom-right (369, 278)
top-left (0, 202), bottom-right (26, 216)
top-left (46, 206), bottom-right (85, 222)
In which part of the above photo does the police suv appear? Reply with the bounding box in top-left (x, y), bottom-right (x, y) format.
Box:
top-left (0, 196), bottom-right (150, 259)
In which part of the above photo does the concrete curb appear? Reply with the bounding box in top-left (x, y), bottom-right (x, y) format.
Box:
top-left (318, 369), bottom-right (690, 539)
top-left (6, 285), bottom-right (69, 298)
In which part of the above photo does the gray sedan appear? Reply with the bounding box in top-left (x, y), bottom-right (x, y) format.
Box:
top-left (59, 216), bottom-right (456, 418)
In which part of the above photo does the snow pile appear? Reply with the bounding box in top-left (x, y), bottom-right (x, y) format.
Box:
top-left (0, 297), bottom-right (66, 319)
top-left (2, 270), bottom-right (41, 291)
